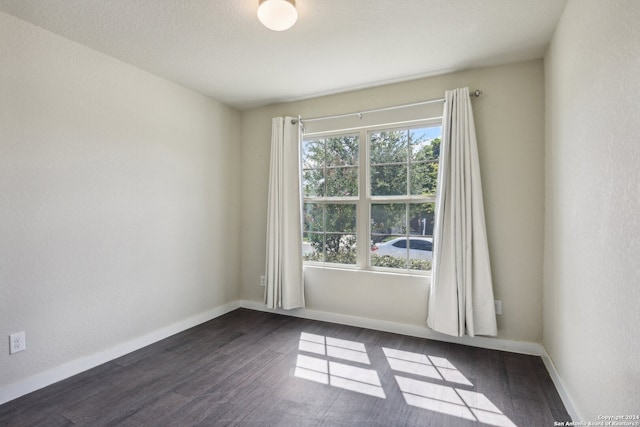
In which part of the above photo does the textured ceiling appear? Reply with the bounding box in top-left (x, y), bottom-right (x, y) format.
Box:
top-left (0, 0), bottom-right (567, 110)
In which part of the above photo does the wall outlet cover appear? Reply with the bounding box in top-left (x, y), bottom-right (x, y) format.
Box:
top-left (10, 332), bottom-right (26, 354)
top-left (494, 300), bottom-right (502, 315)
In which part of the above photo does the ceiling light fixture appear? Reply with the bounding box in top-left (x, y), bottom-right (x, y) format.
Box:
top-left (257, 0), bottom-right (298, 32)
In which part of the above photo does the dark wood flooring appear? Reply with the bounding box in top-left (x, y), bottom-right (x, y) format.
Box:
top-left (0, 308), bottom-right (571, 426)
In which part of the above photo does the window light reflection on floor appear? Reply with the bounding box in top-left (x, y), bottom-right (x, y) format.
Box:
top-left (295, 354), bottom-right (329, 384)
top-left (457, 389), bottom-right (517, 427)
top-left (294, 354), bottom-right (386, 398)
top-left (382, 347), bottom-right (443, 381)
top-left (395, 375), bottom-right (476, 420)
top-left (384, 348), bottom-right (517, 427)
top-left (382, 347), bottom-right (473, 386)
top-left (430, 355), bottom-right (474, 386)
top-left (298, 332), bottom-right (370, 365)
top-left (394, 376), bottom-right (516, 427)
top-left (294, 332), bottom-right (517, 427)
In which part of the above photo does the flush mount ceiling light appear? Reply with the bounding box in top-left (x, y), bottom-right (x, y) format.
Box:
top-left (257, 0), bottom-right (298, 31)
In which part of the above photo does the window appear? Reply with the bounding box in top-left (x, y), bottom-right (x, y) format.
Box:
top-left (303, 134), bottom-right (359, 265)
top-left (302, 123), bottom-right (441, 273)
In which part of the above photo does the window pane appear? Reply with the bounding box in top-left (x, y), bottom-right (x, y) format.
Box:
top-left (369, 203), bottom-right (434, 271)
top-left (325, 204), bottom-right (356, 233)
top-left (325, 135), bottom-right (358, 167)
top-left (303, 232), bottom-right (324, 262)
top-left (371, 203), bottom-right (406, 236)
top-left (326, 166), bottom-right (358, 197)
top-left (410, 127), bottom-right (441, 162)
top-left (409, 203), bottom-right (435, 236)
top-left (324, 234), bottom-right (356, 265)
top-left (409, 127), bottom-right (440, 196)
top-left (370, 130), bottom-right (408, 164)
top-left (371, 235), bottom-right (408, 269)
top-left (303, 133), bottom-right (359, 199)
top-left (325, 203), bottom-right (356, 265)
top-left (303, 138), bottom-right (325, 169)
top-left (303, 204), bottom-right (356, 265)
top-left (370, 165), bottom-right (407, 196)
top-left (303, 203), bottom-right (323, 232)
top-left (410, 161), bottom-right (438, 196)
top-left (303, 168), bottom-right (325, 197)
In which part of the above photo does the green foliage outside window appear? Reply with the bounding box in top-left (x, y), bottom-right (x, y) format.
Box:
top-left (302, 126), bottom-right (440, 270)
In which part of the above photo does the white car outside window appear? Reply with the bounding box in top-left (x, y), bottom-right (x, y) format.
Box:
top-left (372, 237), bottom-right (433, 260)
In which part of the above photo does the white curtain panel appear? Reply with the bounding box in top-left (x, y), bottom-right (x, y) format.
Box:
top-left (265, 116), bottom-right (305, 310)
top-left (427, 88), bottom-right (497, 337)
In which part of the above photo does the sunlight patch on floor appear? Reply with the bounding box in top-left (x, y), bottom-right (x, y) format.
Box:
top-left (384, 348), bottom-right (517, 427)
top-left (294, 354), bottom-right (385, 398)
top-left (294, 332), bottom-right (517, 426)
top-left (298, 332), bottom-right (370, 365)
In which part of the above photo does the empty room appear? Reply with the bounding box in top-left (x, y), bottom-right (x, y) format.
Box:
top-left (1, 0), bottom-right (638, 426)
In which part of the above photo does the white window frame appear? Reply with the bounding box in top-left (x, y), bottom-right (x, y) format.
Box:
top-left (303, 118), bottom-right (441, 275)
top-left (302, 131), bottom-right (360, 268)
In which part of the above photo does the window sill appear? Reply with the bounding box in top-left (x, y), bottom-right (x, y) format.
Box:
top-left (303, 263), bottom-right (432, 279)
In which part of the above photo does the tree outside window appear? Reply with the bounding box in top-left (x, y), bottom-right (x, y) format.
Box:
top-left (302, 124), bottom-right (441, 272)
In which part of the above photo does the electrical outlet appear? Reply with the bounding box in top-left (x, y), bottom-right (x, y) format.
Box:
top-left (260, 275), bottom-right (266, 287)
top-left (494, 300), bottom-right (502, 316)
top-left (9, 331), bottom-right (26, 354)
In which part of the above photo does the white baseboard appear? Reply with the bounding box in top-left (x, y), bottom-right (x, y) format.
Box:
top-left (539, 350), bottom-right (581, 421)
top-left (0, 300), bottom-right (240, 405)
top-left (239, 299), bottom-right (543, 354)
top-left (239, 299), bottom-right (579, 420)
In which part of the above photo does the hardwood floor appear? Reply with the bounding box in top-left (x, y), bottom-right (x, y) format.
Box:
top-left (0, 309), bottom-right (571, 426)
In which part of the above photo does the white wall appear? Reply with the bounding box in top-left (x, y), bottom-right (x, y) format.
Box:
top-left (544, 0), bottom-right (640, 419)
top-left (0, 12), bottom-right (241, 389)
top-left (240, 60), bottom-right (545, 343)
